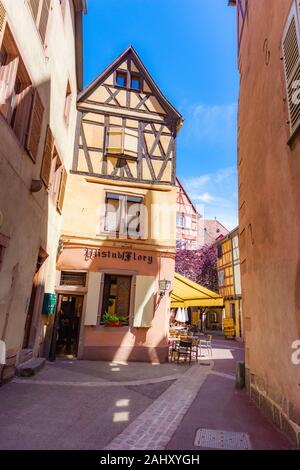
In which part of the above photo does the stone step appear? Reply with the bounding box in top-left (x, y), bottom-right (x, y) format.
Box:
top-left (16, 358), bottom-right (46, 377)
top-left (19, 348), bottom-right (33, 365)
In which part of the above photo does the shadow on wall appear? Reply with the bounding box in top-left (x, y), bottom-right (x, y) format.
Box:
top-left (0, 78), bottom-right (53, 382)
top-left (295, 254), bottom-right (300, 338)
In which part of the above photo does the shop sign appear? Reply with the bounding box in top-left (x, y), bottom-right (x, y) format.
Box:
top-left (42, 293), bottom-right (58, 316)
top-left (84, 248), bottom-right (153, 265)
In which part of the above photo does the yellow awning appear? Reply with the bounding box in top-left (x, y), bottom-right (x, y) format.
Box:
top-left (171, 272), bottom-right (224, 308)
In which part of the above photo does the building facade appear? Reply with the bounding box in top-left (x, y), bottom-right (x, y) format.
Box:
top-left (0, 0), bottom-right (86, 382)
top-left (55, 46), bottom-right (182, 363)
top-left (231, 0), bottom-right (300, 445)
top-left (201, 219), bottom-right (229, 247)
top-left (176, 178), bottom-right (200, 250)
top-left (216, 227), bottom-right (242, 339)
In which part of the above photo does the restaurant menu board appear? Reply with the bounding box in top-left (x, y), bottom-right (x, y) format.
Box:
top-left (223, 317), bottom-right (235, 338)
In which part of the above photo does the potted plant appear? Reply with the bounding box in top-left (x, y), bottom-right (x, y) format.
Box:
top-left (118, 315), bottom-right (129, 326)
top-left (102, 313), bottom-right (129, 327)
top-left (102, 313), bottom-right (120, 327)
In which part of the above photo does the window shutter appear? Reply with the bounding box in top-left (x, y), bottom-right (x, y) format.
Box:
top-left (124, 128), bottom-right (138, 156)
top-left (106, 128), bottom-right (124, 154)
top-left (41, 125), bottom-right (54, 187)
top-left (38, 0), bottom-right (51, 44)
top-left (26, 90), bottom-right (44, 162)
top-left (185, 216), bottom-right (192, 229)
top-left (0, 1), bottom-right (6, 48)
top-left (84, 272), bottom-right (102, 326)
top-left (57, 167), bottom-right (67, 213)
top-left (133, 276), bottom-right (155, 328)
top-left (0, 55), bottom-right (19, 119)
top-left (28, 0), bottom-right (40, 22)
top-left (13, 86), bottom-right (34, 147)
top-left (64, 91), bottom-right (72, 126)
top-left (282, 2), bottom-right (300, 135)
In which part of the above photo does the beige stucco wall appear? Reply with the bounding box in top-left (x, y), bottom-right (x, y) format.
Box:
top-left (0, 0), bottom-right (80, 368)
top-left (61, 174), bottom-right (177, 250)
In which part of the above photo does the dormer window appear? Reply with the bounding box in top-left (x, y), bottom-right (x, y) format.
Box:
top-left (116, 71), bottom-right (127, 87)
top-left (131, 75), bottom-right (141, 90)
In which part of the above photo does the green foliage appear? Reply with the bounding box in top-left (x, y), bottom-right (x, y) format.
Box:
top-left (102, 312), bottom-right (120, 323)
top-left (102, 312), bottom-right (129, 324)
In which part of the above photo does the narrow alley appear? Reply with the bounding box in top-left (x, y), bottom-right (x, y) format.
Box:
top-left (0, 338), bottom-right (294, 450)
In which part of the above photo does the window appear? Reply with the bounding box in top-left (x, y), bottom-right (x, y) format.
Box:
top-left (104, 193), bottom-right (144, 239)
top-left (106, 128), bottom-right (123, 154)
top-left (28, 0), bottom-right (51, 45)
top-left (64, 81), bottom-right (72, 126)
top-left (115, 70), bottom-right (143, 90)
top-left (131, 74), bottom-right (141, 90)
top-left (49, 149), bottom-right (67, 213)
top-left (185, 216), bottom-right (192, 230)
top-left (236, 0), bottom-right (248, 52)
top-left (41, 125), bottom-right (54, 187)
top-left (116, 71), bottom-right (127, 87)
top-left (41, 126), bottom-right (68, 212)
top-left (101, 274), bottom-right (131, 324)
top-left (176, 214), bottom-right (184, 227)
top-left (218, 270), bottom-right (225, 287)
top-left (106, 127), bottom-right (138, 157)
top-left (282, 2), bottom-right (300, 136)
top-left (0, 24), bottom-right (44, 157)
top-left (56, 167), bottom-right (67, 213)
top-left (60, 271), bottom-right (87, 287)
top-left (217, 244), bottom-right (223, 258)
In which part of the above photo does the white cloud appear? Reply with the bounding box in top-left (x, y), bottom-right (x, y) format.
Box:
top-left (193, 192), bottom-right (216, 204)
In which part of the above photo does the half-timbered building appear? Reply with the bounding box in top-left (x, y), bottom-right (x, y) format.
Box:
top-left (56, 46), bottom-right (182, 362)
top-left (176, 178), bottom-right (200, 250)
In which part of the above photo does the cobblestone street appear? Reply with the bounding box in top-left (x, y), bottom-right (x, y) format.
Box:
top-left (0, 339), bottom-right (295, 450)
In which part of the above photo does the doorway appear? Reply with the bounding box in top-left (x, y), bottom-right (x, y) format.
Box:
top-left (23, 251), bottom-right (47, 349)
top-left (55, 295), bottom-right (84, 357)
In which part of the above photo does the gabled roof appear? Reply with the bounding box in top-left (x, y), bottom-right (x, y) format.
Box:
top-left (176, 177), bottom-right (201, 217)
top-left (78, 45), bottom-right (183, 127)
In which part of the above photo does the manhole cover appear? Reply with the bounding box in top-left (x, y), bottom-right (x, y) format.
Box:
top-left (194, 429), bottom-right (252, 450)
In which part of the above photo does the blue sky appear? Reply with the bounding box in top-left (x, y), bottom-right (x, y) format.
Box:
top-left (83, 0), bottom-right (239, 229)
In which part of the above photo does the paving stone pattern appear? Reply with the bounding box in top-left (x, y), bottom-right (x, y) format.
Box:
top-left (106, 363), bottom-right (213, 450)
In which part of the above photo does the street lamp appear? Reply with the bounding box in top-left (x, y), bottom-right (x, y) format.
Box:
top-left (159, 279), bottom-right (172, 298)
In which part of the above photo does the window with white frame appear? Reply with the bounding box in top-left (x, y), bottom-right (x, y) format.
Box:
top-left (104, 192), bottom-right (144, 239)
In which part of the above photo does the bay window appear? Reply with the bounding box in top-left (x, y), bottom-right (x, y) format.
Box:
top-left (106, 127), bottom-right (138, 158)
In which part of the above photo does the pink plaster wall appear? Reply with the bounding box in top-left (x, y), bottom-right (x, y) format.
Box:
top-left (238, 0), bottom-right (300, 415)
top-left (57, 246), bottom-right (175, 363)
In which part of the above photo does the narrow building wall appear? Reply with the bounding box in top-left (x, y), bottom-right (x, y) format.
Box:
top-left (237, 0), bottom-right (300, 446)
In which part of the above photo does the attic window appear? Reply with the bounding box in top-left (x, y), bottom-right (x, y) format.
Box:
top-left (116, 71), bottom-right (127, 87)
top-left (131, 75), bottom-right (141, 90)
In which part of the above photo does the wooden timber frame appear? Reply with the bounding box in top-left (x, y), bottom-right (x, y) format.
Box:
top-left (73, 46), bottom-right (183, 186)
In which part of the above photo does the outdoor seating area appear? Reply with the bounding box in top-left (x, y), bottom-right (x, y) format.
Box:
top-left (168, 325), bottom-right (213, 364)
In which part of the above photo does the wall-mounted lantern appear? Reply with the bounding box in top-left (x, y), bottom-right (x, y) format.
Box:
top-left (159, 279), bottom-right (172, 298)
